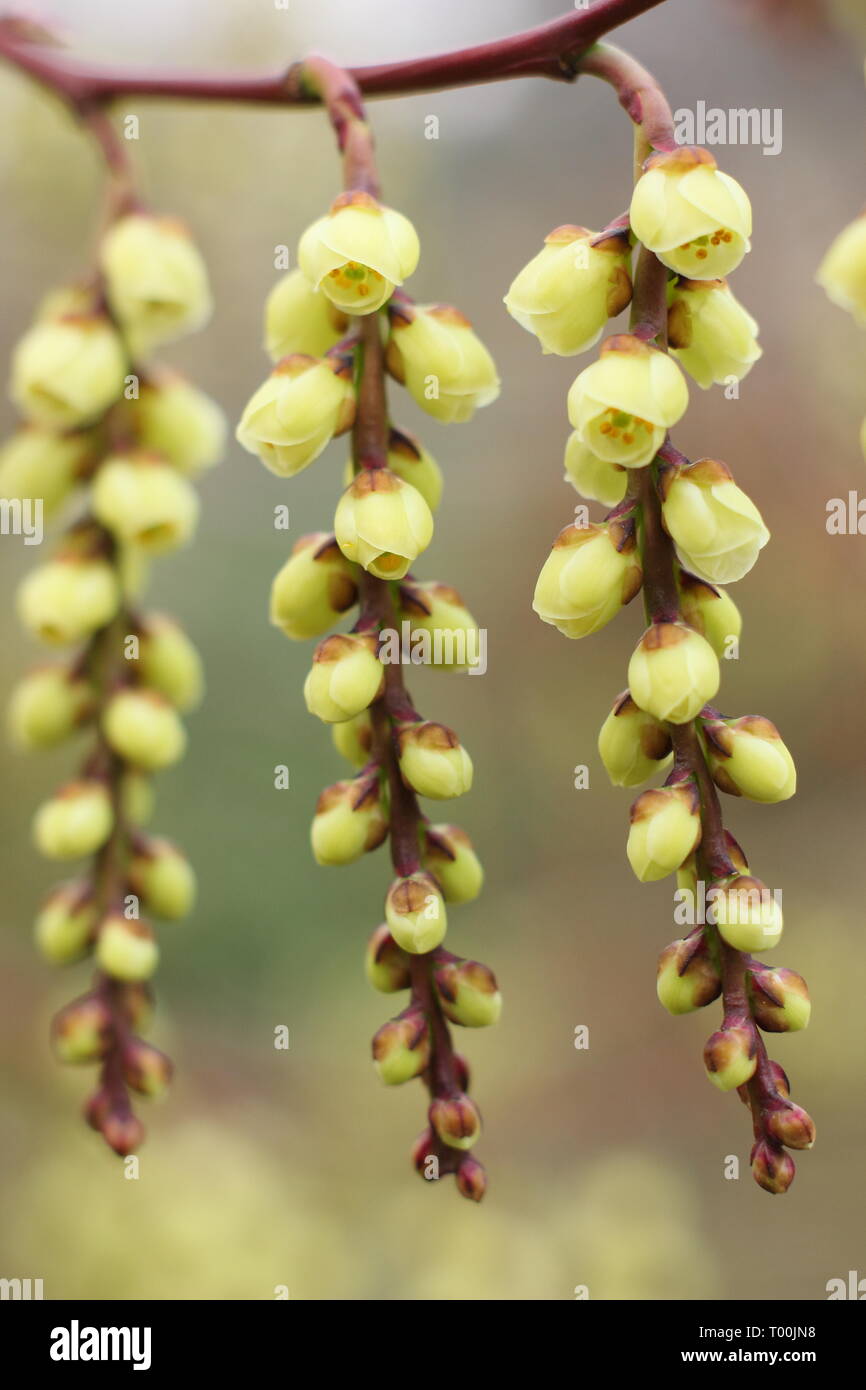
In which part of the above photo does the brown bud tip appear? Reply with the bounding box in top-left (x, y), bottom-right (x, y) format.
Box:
top-left (456, 1155), bottom-right (487, 1203)
top-left (751, 1139), bottom-right (795, 1194)
top-left (766, 1103), bottom-right (816, 1151)
top-left (100, 1110), bottom-right (146, 1158)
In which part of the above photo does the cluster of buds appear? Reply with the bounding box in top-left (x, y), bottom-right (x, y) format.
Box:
top-left (507, 142), bottom-right (813, 1192)
top-left (4, 207), bottom-right (222, 1154)
top-left (817, 198), bottom-right (866, 457)
top-left (237, 163), bottom-right (500, 1197)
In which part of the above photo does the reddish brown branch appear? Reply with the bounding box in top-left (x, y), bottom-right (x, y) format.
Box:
top-left (0, 1), bottom-right (667, 108)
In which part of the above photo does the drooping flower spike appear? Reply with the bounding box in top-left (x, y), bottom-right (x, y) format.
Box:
top-left (507, 40), bottom-right (812, 1194)
top-left (236, 55), bottom-right (499, 1200)
top-left (5, 126), bottom-right (223, 1157)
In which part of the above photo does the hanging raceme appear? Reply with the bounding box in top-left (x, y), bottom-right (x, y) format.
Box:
top-left (506, 40), bottom-right (813, 1195)
top-left (235, 58), bottom-right (500, 1199)
top-left (3, 117), bottom-right (224, 1156)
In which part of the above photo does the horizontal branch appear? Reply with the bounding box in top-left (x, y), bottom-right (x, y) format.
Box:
top-left (0, 0), bottom-right (666, 109)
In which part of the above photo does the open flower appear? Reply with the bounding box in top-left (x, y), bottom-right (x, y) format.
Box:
top-left (386, 303), bottom-right (500, 422)
top-left (299, 191), bottom-right (419, 314)
top-left (504, 225), bottom-right (632, 356)
top-left (629, 147), bottom-right (752, 278)
top-left (668, 279), bottom-right (761, 389)
top-left (533, 518), bottom-right (642, 639)
top-left (99, 213), bottom-right (212, 354)
top-left (567, 335), bottom-right (688, 468)
top-left (335, 468), bottom-right (433, 579)
top-left (236, 354), bottom-right (355, 477)
top-left (660, 458), bottom-right (769, 585)
top-left (10, 314), bottom-right (126, 429)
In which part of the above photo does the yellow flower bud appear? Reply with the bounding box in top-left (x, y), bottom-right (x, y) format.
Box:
top-left (704, 1023), bottom-right (757, 1091)
top-left (630, 147), bottom-right (752, 278)
top-left (628, 621), bottom-right (720, 724)
top-left (7, 666), bottom-right (93, 750)
top-left (103, 689), bottom-right (187, 770)
top-left (563, 432), bottom-right (627, 507)
top-left (434, 959), bottom-right (502, 1028)
top-left (310, 774), bottom-right (388, 866)
top-left (429, 1093), bottom-right (481, 1150)
top-left (371, 1010), bottom-right (430, 1085)
top-left (132, 372), bottom-right (226, 475)
top-left (598, 690), bottom-right (672, 788)
top-left (303, 633), bottom-right (383, 724)
top-left (365, 924), bottom-right (411, 993)
top-left (567, 335), bottom-right (688, 468)
top-left (656, 932), bottom-right (722, 1015)
top-left (335, 467), bottom-right (433, 580)
top-left (33, 779), bottom-right (113, 859)
top-left (270, 532), bottom-right (358, 641)
top-left (121, 770), bottom-right (155, 827)
top-left (16, 552), bottom-right (120, 647)
top-left (423, 824), bottom-right (484, 904)
top-left (660, 458), bottom-right (769, 585)
top-left (96, 913), bottom-right (159, 982)
top-left (52, 993), bottom-right (113, 1064)
top-left (385, 871), bottom-right (447, 954)
top-left (331, 709), bottom-right (374, 767)
top-left (299, 191), bottom-right (420, 315)
top-left (0, 425), bottom-right (93, 516)
top-left (265, 266), bottom-right (348, 360)
top-left (99, 213), bottom-right (212, 354)
top-left (704, 714), bottom-right (796, 803)
top-left (677, 571), bottom-right (742, 658)
top-left (386, 303), bottom-right (500, 423)
top-left (816, 212), bottom-right (866, 325)
top-left (137, 613), bottom-right (204, 712)
top-left (627, 781), bottom-right (702, 882)
top-left (397, 580), bottom-right (480, 672)
top-left (504, 224), bottom-right (632, 355)
top-left (709, 874), bottom-right (783, 952)
top-left (34, 882), bottom-right (96, 964)
top-left (398, 721), bottom-right (473, 800)
top-left (235, 354), bottom-right (355, 477)
top-left (10, 314), bottom-right (126, 429)
top-left (129, 836), bottom-right (197, 919)
top-left (92, 451), bottom-right (199, 554)
top-left (533, 518), bottom-right (642, 639)
top-left (668, 278), bottom-right (761, 388)
top-left (750, 966), bottom-right (811, 1033)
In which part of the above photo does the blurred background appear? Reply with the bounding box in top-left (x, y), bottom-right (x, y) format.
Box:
top-left (1, 0), bottom-right (865, 1301)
